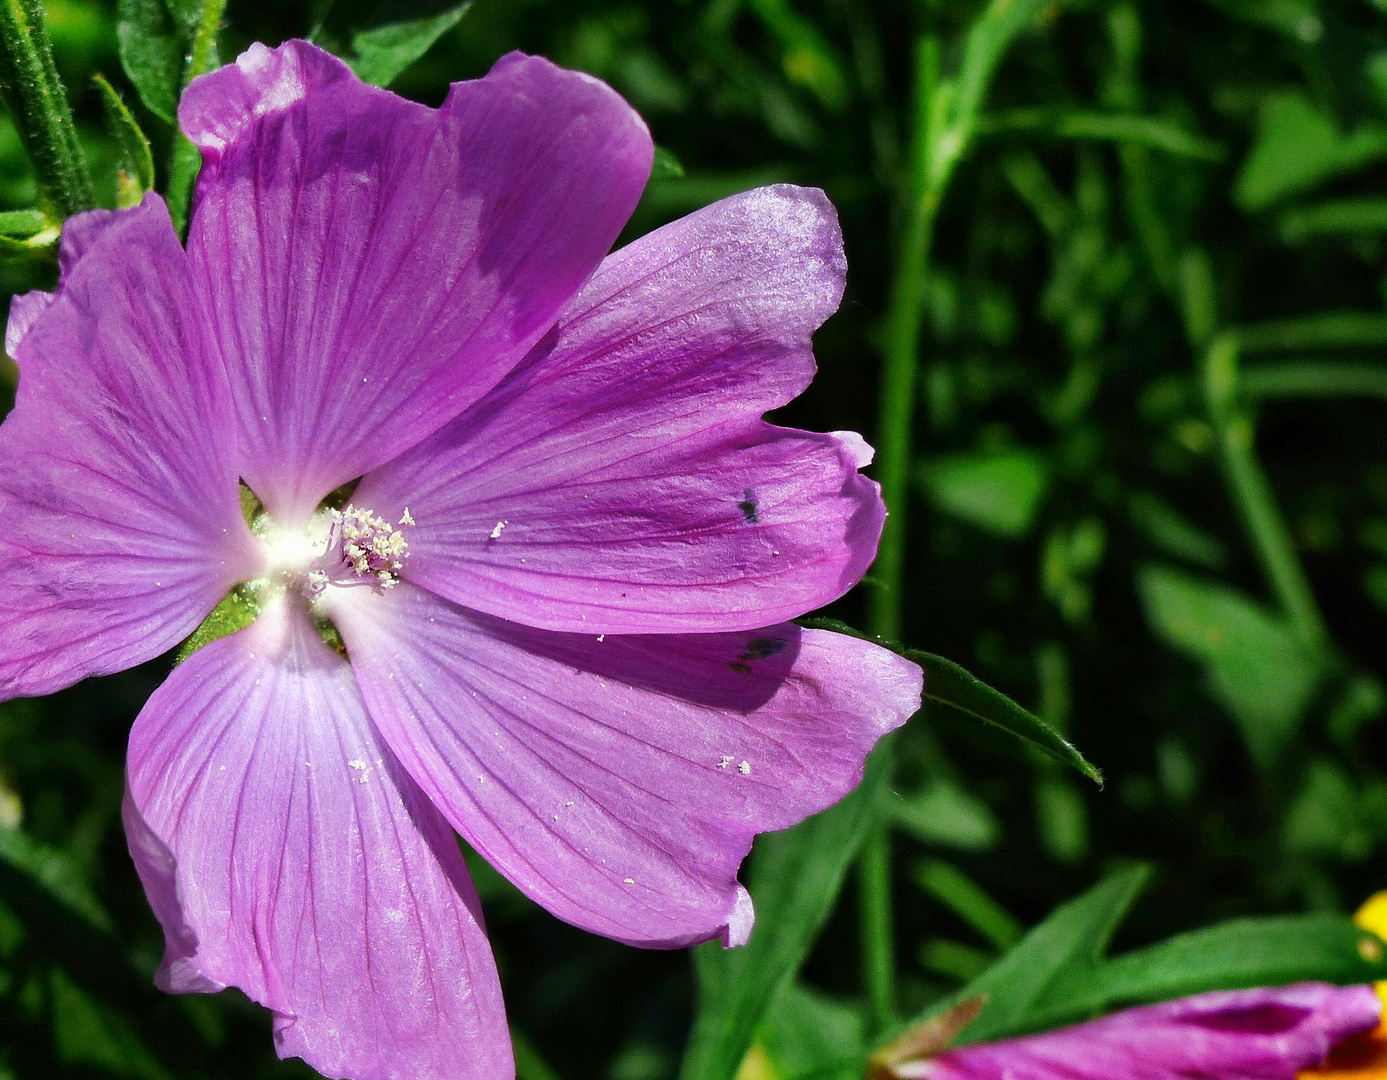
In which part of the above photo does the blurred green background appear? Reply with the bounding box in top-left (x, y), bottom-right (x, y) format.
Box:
top-left (7, 0), bottom-right (1387, 1077)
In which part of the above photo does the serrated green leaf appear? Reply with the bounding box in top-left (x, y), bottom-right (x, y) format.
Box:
top-left (919, 449), bottom-right (1051, 538)
top-left (680, 749), bottom-right (887, 1080)
top-left (1138, 564), bottom-right (1325, 768)
top-left (93, 73), bottom-right (153, 207)
top-left (948, 867), bottom-right (1149, 1044)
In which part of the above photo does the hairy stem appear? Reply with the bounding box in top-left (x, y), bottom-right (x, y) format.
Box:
top-left (0, 0), bottom-right (92, 218)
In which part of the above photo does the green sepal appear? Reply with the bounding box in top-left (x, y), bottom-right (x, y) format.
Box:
top-left (93, 73), bottom-right (155, 209)
top-left (174, 586), bottom-right (259, 665)
top-left (0, 207), bottom-right (44, 235)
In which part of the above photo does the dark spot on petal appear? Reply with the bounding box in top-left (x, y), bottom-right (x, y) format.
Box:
top-left (1181, 1003), bottom-right (1311, 1035)
top-left (728, 662), bottom-right (753, 675)
top-left (741, 636), bottom-right (787, 662)
top-left (738, 488), bottom-right (758, 524)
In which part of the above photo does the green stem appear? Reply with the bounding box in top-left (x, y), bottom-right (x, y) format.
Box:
top-left (863, 0), bottom-right (1048, 1037)
top-left (859, 36), bottom-right (940, 1035)
top-left (1201, 332), bottom-right (1331, 655)
top-left (0, 0), bottom-right (92, 218)
top-left (859, 826), bottom-right (896, 1034)
top-left (166, 0), bottom-right (226, 236)
top-left (868, 33), bottom-right (940, 644)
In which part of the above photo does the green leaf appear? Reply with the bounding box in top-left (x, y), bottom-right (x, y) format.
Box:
top-left (759, 982), bottom-right (866, 1080)
top-left (1203, 0), bottom-right (1322, 43)
top-left (889, 872), bottom-right (1386, 1058)
top-left (919, 449), bottom-right (1051, 538)
top-left (1034, 774), bottom-right (1090, 865)
top-left (1138, 564), bottom-right (1325, 768)
top-left (1279, 198), bottom-right (1387, 242)
top-left (746, 0), bottom-right (848, 111)
top-left (679, 749), bottom-right (887, 1080)
top-left (93, 73), bottom-right (153, 208)
top-left (115, 0), bottom-right (199, 122)
top-left (313, 0), bottom-right (472, 88)
top-left (912, 860), bottom-right (1021, 950)
top-left (163, 0), bottom-right (222, 237)
top-left (1128, 491), bottom-right (1228, 570)
top-left (796, 616), bottom-right (1098, 784)
top-left (1029, 913), bottom-right (1387, 1030)
top-left (652, 144), bottom-right (685, 180)
top-left (1236, 94), bottom-right (1387, 211)
top-left (950, 867), bottom-right (1149, 1044)
top-left (1283, 759), bottom-right (1373, 862)
top-left (907, 649), bottom-right (1103, 786)
top-left (0, 826), bottom-right (113, 933)
top-left (890, 779), bottom-right (1001, 853)
top-left (50, 968), bottom-right (173, 1080)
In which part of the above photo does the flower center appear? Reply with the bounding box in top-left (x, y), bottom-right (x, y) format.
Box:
top-left (253, 503), bottom-right (413, 598)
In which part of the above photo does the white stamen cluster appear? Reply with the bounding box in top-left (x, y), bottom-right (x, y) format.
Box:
top-left (329, 505), bottom-right (412, 590)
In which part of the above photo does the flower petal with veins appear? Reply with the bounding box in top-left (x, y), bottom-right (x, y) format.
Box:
top-left (328, 581), bottom-right (922, 948)
top-left (124, 597), bottom-right (510, 1080)
top-left (183, 42), bottom-right (653, 523)
top-left (357, 186), bottom-right (878, 633)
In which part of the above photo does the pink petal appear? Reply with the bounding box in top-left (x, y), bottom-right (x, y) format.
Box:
top-left (123, 597), bottom-right (511, 1080)
top-left (355, 185), bottom-right (875, 633)
top-left (0, 196), bottom-right (261, 700)
top-left (181, 41), bottom-right (652, 525)
top-left (327, 582), bottom-right (921, 948)
top-left (919, 983), bottom-right (1381, 1080)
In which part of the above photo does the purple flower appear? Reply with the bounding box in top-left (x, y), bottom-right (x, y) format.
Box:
top-left (0, 39), bottom-right (922, 1080)
top-left (876, 984), bottom-right (1382, 1080)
